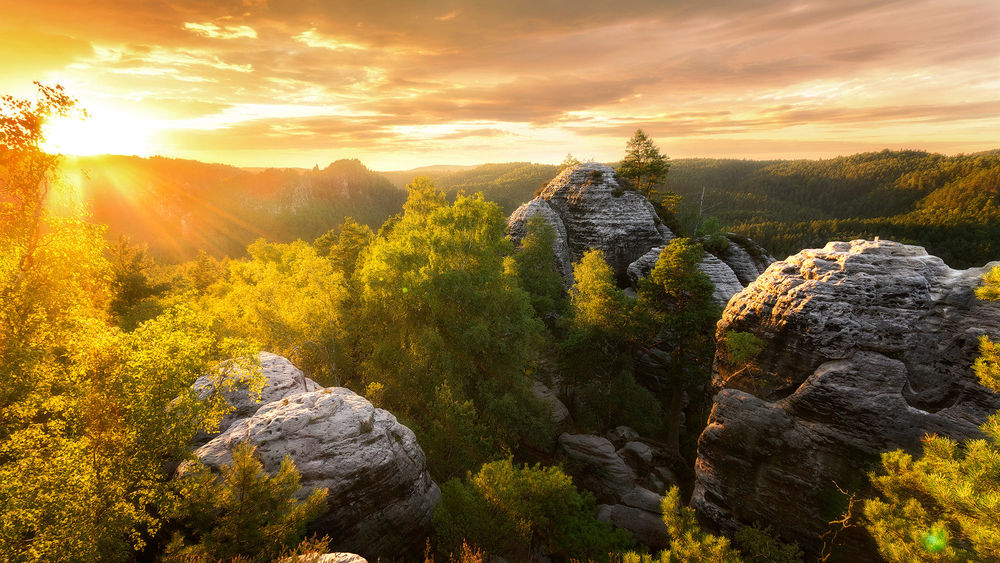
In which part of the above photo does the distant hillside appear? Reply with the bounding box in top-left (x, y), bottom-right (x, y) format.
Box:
top-left (380, 162), bottom-right (560, 214)
top-left (664, 150), bottom-right (1000, 267)
top-left (379, 164), bottom-right (476, 187)
top-left (61, 155), bottom-right (405, 262)
top-left (63, 150), bottom-right (1000, 267)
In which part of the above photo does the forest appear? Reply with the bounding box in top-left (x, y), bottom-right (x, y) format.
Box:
top-left (3, 87), bottom-right (1000, 562)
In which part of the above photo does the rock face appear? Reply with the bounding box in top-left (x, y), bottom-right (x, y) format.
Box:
top-left (193, 375), bottom-right (440, 559)
top-left (507, 163), bottom-right (671, 284)
top-left (693, 240), bottom-right (1000, 557)
top-left (193, 352), bottom-right (321, 439)
top-left (507, 163), bottom-right (773, 301)
top-left (558, 431), bottom-right (675, 548)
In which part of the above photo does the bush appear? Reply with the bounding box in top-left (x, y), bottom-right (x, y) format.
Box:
top-left (433, 458), bottom-right (633, 560)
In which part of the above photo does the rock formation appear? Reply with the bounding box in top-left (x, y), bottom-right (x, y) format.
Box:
top-left (507, 163), bottom-right (773, 305)
top-left (507, 163), bottom-right (670, 284)
top-left (693, 240), bottom-right (1000, 557)
top-left (191, 357), bottom-right (440, 560)
top-left (558, 430), bottom-right (676, 548)
top-left (192, 352), bottom-right (321, 440)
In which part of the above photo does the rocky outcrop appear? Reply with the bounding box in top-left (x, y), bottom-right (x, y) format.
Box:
top-left (507, 163), bottom-right (671, 284)
top-left (558, 431), bottom-right (675, 548)
top-left (693, 240), bottom-right (1000, 558)
top-left (193, 384), bottom-right (440, 559)
top-left (192, 352), bottom-right (321, 440)
top-left (626, 235), bottom-right (774, 307)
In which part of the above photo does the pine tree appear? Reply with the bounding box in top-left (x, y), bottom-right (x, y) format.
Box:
top-left (617, 129), bottom-right (670, 199)
top-left (165, 442), bottom-right (328, 562)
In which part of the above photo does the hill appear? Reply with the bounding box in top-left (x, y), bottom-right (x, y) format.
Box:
top-left (59, 155), bottom-right (405, 261)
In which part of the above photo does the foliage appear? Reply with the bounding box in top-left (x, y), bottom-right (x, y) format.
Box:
top-left (618, 129), bottom-right (670, 200)
top-left (559, 250), bottom-right (650, 431)
top-left (723, 331), bottom-right (765, 367)
top-left (204, 239), bottom-right (347, 385)
top-left (433, 458), bottom-right (633, 560)
top-left (504, 214), bottom-right (566, 324)
top-left (0, 307), bottom-right (257, 561)
top-left (108, 234), bottom-right (170, 330)
top-left (636, 239), bottom-right (721, 455)
top-left (696, 216), bottom-right (730, 254)
top-left (861, 266), bottom-right (1000, 561)
top-left (353, 179), bottom-right (548, 479)
top-left (165, 442), bottom-right (327, 562)
top-left (615, 486), bottom-right (743, 563)
top-left (732, 524), bottom-right (803, 563)
top-left (1, 84), bottom-right (262, 561)
top-left (313, 216), bottom-right (374, 280)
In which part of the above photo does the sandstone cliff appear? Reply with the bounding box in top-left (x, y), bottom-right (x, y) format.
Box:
top-left (693, 240), bottom-right (1000, 557)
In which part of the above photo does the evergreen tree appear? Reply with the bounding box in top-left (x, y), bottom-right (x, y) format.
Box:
top-left (313, 216), bottom-right (374, 280)
top-left (636, 238), bottom-right (720, 457)
top-left (165, 442), bottom-right (328, 562)
top-left (505, 215), bottom-right (567, 323)
top-left (433, 458), bottom-right (633, 560)
top-left (617, 129), bottom-right (670, 199)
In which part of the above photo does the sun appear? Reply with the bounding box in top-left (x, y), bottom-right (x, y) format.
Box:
top-left (42, 105), bottom-right (155, 157)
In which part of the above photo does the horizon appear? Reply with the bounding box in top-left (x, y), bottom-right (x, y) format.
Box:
top-left (62, 146), bottom-right (1000, 175)
top-left (4, 1), bottom-right (999, 170)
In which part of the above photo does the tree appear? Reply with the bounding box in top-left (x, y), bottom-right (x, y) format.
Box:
top-left (108, 234), bottom-right (169, 330)
top-left (636, 238), bottom-right (721, 457)
top-left (433, 458), bottom-right (632, 560)
top-left (0, 84), bottom-right (259, 561)
top-left (559, 249), bottom-right (661, 433)
top-left (861, 266), bottom-right (1000, 561)
top-left (616, 487), bottom-right (743, 563)
top-left (205, 239), bottom-right (347, 386)
top-left (313, 216), bottom-right (374, 280)
top-left (352, 180), bottom-right (548, 479)
top-left (165, 442), bottom-right (328, 562)
top-left (504, 214), bottom-right (566, 324)
top-left (617, 129), bottom-right (670, 199)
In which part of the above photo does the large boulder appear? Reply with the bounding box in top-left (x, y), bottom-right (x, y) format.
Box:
top-left (194, 387), bottom-right (441, 560)
top-left (192, 351), bottom-right (321, 439)
top-left (507, 163), bottom-right (671, 285)
top-left (693, 239), bottom-right (1000, 558)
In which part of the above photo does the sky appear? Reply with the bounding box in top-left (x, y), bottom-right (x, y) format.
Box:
top-left (1, 0), bottom-right (998, 170)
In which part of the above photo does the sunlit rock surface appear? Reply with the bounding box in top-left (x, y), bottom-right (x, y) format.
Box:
top-left (507, 163), bottom-right (671, 285)
top-left (192, 351), bottom-right (321, 441)
top-left (194, 385), bottom-right (440, 560)
top-left (693, 239), bottom-right (1000, 558)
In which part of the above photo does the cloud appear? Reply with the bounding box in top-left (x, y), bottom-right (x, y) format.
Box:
top-left (1, 0), bottom-right (997, 166)
top-left (183, 22), bottom-right (257, 39)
